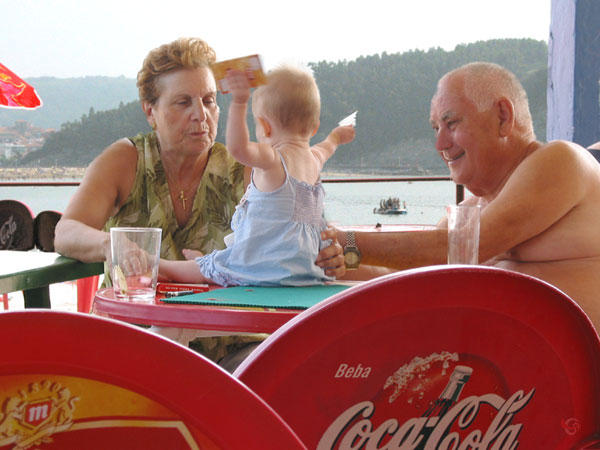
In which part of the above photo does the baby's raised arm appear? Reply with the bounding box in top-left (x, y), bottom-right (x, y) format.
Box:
top-left (225, 70), bottom-right (276, 169)
top-left (311, 125), bottom-right (355, 169)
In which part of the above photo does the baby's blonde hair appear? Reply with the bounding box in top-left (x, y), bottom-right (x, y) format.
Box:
top-left (252, 65), bottom-right (320, 135)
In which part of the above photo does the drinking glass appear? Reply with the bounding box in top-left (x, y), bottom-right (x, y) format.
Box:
top-left (447, 205), bottom-right (480, 264)
top-left (110, 227), bottom-right (162, 302)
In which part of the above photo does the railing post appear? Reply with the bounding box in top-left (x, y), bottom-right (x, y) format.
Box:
top-left (456, 185), bottom-right (464, 204)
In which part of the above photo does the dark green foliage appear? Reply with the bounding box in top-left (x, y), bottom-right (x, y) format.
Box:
top-left (311, 38), bottom-right (547, 174)
top-left (19, 100), bottom-right (150, 167)
top-left (8, 39), bottom-right (548, 173)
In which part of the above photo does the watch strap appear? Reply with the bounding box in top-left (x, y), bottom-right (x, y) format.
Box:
top-left (346, 231), bottom-right (356, 248)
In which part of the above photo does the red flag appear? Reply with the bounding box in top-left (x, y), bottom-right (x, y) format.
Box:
top-left (0, 63), bottom-right (42, 109)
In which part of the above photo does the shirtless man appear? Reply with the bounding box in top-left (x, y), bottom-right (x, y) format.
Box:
top-left (341, 62), bottom-right (600, 331)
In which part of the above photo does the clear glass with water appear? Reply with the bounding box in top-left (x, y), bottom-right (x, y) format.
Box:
top-left (110, 227), bottom-right (162, 302)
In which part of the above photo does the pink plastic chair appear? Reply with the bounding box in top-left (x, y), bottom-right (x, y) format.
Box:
top-left (235, 265), bottom-right (600, 449)
top-left (1, 276), bottom-right (98, 312)
top-left (76, 274), bottom-right (100, 313)
top-left (0, 310), bottom-right (306, 449)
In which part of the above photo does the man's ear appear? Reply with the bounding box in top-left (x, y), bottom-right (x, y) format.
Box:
top-left (258, 117), bottom-right (272, 137)
top-left (497, 97), bottom-right (514, 137)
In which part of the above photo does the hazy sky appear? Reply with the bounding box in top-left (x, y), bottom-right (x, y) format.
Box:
top-left (3, 0), bottom-right (551, 79)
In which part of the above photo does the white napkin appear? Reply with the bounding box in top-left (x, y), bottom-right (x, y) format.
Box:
top-left (338, 111), bottom-right (357, 127)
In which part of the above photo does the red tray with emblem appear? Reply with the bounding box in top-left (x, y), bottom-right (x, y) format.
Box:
top-left (0, 310), bottom-right (305, 450)
top-left (235, 265), bottom-right (600, 449)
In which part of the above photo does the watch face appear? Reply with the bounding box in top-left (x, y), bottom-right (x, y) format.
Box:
top-left (344, 250), bottom-right (360, 268)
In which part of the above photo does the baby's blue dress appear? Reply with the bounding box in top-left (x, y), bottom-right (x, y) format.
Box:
top-left (196, 156), bottom-right (333, 286)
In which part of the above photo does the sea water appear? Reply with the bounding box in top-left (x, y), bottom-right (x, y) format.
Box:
top-left (323, 180), bottom-right (457, 226)
top-left (0, 183), bottom-right (79, 217)
top-left (0, 179), bottom-right (458, 226)
top-left (0, 178), bottom-right (458, 311)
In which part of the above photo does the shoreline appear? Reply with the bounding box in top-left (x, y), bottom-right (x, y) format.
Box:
top-left (0, 167), bottom-right (86, 180)
top-left (1, 167), bottom-right (387, 181)
top-left (0, 167), bottom-right (448, 181)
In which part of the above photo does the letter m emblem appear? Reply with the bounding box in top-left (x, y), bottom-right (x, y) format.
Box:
top-left (24, 399), bottom-right (52, 427)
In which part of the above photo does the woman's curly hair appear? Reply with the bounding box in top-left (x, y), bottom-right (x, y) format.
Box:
top-left (137, 37), bottom-right (216, 105)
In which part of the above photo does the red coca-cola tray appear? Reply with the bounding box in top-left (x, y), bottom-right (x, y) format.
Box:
top-left (235, 265), bottom-right (600, 449)
top-left (0, 310), bottom-right (305, 450)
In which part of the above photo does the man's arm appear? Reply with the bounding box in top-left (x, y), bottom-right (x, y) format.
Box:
top-left (54, 139), bottom-right (138, 263)
top-left (344, 142), bottom-right (592, 272)
top-left (338, 227), bottom-right (448, 271)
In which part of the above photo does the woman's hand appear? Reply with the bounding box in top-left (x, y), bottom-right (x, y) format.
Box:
top-left (316, 227), bottom-right (346, 278)
top-left (112, 238), bottom-right (154, 277)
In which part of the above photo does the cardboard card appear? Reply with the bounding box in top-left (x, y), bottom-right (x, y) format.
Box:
top-left (157, 282), bottom-right (210, 294)
top-left (211, 54), bottom-right (267, 94)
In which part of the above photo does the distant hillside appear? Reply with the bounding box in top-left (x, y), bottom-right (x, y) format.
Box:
top-left (20, 100), bottom-right (150, 167)
top-left (310, 38), bottom-right (548, 173)
top-left (15, 38), bottom-right (548, 173)
top-left (0, 76), bottom-right (138, 130)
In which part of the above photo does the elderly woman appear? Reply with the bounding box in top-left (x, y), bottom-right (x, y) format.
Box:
top-left (54, 37), bottom-right (344, 369)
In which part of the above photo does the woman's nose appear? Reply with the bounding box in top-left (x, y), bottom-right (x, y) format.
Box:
top-left (192, 101), bottom-right (208, 121)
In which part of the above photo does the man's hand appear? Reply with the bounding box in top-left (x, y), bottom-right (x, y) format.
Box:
top-left (316, 227), bottom-right (346, 278)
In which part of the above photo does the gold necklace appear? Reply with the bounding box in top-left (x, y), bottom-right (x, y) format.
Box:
top-left (163, 165), bottom-right (195, 211)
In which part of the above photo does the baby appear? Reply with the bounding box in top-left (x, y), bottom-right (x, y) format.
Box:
top-left (160, 64), bottom-right (355, 286)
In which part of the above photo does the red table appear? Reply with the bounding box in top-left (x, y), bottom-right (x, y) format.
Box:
top-left (92, 287), bottom-right (301, 337)
top-left (93, 224), bottom-right (433, 342)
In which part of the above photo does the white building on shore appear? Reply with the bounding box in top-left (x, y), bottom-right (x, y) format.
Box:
top-left (0, 120), bottom-right (53, 159)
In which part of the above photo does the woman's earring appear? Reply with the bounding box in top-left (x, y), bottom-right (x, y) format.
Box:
top-left (151, 122), bottom-right (157, 130)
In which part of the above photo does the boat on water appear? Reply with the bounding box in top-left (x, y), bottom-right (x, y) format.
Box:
top-left (373, 197), bottom-right (407, 215)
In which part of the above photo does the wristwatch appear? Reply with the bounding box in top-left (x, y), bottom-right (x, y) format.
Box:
top-left (343, 231), bottom-right (361, 270)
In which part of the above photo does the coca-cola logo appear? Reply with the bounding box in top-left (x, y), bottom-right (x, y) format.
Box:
top-left (317, 389), bottom-right (535, 449)
top-left (316, 352), bottom-right (536, 449)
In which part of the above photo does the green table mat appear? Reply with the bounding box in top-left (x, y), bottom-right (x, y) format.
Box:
top-left (160, 284), bottom-right (350, 309)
